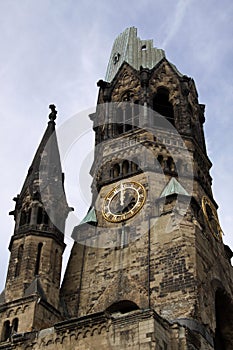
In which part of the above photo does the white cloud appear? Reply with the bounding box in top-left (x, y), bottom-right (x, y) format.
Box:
top-left (161, 0), bottom-right (193, 48)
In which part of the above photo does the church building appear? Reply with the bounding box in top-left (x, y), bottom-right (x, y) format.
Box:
top-left (0, 27), bottom-right (232, 349)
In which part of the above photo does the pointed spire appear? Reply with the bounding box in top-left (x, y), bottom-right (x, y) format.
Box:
top-left (12, 105), bottom-right (70, 235)
top-left (20, 104), bottom-right (58, 197)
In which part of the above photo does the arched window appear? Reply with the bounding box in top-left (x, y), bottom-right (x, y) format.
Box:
top-left (34, 243), bottom-right (43, 276)
top-left (157, 155), bottom-right (164, 167)
top-left (19, 211), bottom-right (27, 226)
top-left (125, 104), bottom-right (133, 132)
top-left (106, 300), bottom-right (139, 314)
top-left (11, 318), bottom-right (18, 334)
top-left (116, 107), bottom-right (123, 134)
top-left (26, 208), bottom-right (31, 224)
top-left (113, 164), bottom-right (120, 178)
top-left (37, 207), bottom-right (49, 225)
top-left (37, 207), bottom-right (43, 224)
top-left (44, 211), bottom-right (49, 225)
top-left (15, 244), bottom-right (24, 278)
top-left (122, 160), bottom-right (129, 176)
top-left (214, 289), bottom-right (233, 349)
top-left (131, 158), bottom-right (139, 173)
top-left (166, 157), bottom-right (175, 172)
top-left (153, 87), bottom-right (174, 126)
top-left (1, 320), bottom-right (11, 342)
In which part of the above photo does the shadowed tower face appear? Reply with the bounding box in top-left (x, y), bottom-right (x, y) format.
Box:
top-left (61, 28), bottom-right (233, 349)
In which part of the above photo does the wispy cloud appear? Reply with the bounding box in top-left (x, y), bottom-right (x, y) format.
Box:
top-left (162, 0), bottom-right (193, 48)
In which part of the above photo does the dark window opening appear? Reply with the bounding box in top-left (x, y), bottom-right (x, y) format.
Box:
top-left (122, 160), bottom-right (129, 176)
top-left (141, 45), bottom-right (147, 50)
top-left (37, 207), bottom-right (49, 225)
top-left (113, 164), bottom-right (120, 178)
top-left (166, 157), bottom-right (176, 173)
top-left (44, 212), bottom-right (49, 225)
top-left (153, 87), bottom-right (174, 126)
top-left (131, 159), bottom-right (139, 172)
top-left (37, 207), bottom-right (43, 224)
top-left (125, 104), bottom-right (133, 131)
top-left (15, 244), bottom-right (24, 277)
top-left (214, 289), bottom-right (233, 349)
top-left (19, 211), bottom-right (26, 226)
top-left (11, 318), bottom-right (18, 334)
top-left (26, 208), bottom-right (31, 224)
top-left (1, 320), bottom-right (11, 342)
top-left (35, 243), bottom-right (43, 276)
top-left (157, 155), bottom-right (164, 166)
top-left (106, 300), bottom-right (139, 314)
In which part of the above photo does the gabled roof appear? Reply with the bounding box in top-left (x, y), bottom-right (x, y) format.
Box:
top-left (160, 177), bottom-right (189, 198)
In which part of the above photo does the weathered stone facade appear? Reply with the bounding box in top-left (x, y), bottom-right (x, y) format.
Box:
top-left (0, 27), bottom-right (232, 349)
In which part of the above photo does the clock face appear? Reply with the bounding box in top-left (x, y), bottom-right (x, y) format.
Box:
top-left (202, 196), bottom-right (222, 240)
top-left (102, 181), bottom-right (146, 223)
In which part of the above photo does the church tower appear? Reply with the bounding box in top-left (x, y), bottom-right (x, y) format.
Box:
top-left (0, 106), bottom-right (70, 341)
top-left (0, 27), bottom-right (232, 349)
top-left (61, 27), bottom-right (233, 349)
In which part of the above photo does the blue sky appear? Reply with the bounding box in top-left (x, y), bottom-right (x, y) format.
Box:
top-left (0, 0), bottom-right (232, 290)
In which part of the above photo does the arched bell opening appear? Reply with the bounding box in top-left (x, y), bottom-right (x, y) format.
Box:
top-left (106, 300), bottom-right (140, 314)
top-left (153, 87), bottom-right (174, 127)
top-left (214, 289), bottom-right (233, 350)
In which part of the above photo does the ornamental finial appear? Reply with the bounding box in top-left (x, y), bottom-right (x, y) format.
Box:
top-left (48, 104), bottom-right (57, 121)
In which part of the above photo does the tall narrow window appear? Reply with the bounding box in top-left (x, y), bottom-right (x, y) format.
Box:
top-left (11, 318), bottom-right (18, 334)
top-left (37, 207), bottom-right (43, 224)
top-left (19, 211), bottom-right (26, 226)
top-left (116, 107), bottom-right (123, 134)
top-left (131, 158), bottom-right (139, 172)
top-left (125, 104), bottom-right (132, 131)
top-left (153, 87), bottom-right (174, 126)
top-left (122, 160), bottom-right (129, 176)
top-left (15, 245), bottom-right (24, 277)
top-left (44, 211), bottom-right (49, 225)
top-left (1, 320), bottom-right (11, 342)
top-left (52, 249), bottom-right (58, 283)
top-left (26, 208), bottom-right (31, 224)
top-left (113, 164), bottom-right (120, 178)
top-left (214, 289), bottom-right (233, 349)
top-left (35, 243), bottom-right (43, 276)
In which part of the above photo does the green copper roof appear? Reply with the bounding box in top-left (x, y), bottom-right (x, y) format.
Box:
top-left (105, 27), bottom-right (166, 82)
top-left (160, 177), bottom-right (189, 198)
top-left (79, 207), bottom-right (97, 225)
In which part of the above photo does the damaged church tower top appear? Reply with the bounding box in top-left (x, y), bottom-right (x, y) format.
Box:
top-left (105, 27), bottom-right (166, 82)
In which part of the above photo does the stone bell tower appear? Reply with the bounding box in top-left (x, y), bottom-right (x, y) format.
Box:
top-left (60, 28), bottom-right (233, 349)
